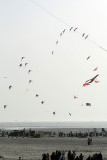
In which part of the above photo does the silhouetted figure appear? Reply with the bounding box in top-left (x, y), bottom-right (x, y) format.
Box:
top-left (73, 151), bottom-right (76, 159)
top-left (42, 153), bottom-right (47, 160)
top-left (79, 153), bottom-right (84, 160)
top-left (61, 151), bottom-right (66, 160)
top-left (88, 137), bottom-right (90, 145)
top-left (67, 150), bottom-right (71, 160)
top-left (75, 156), bottom-right (80, 160)
top-left (51, 152), bottom-right (56, 160)
top-left (46, 153), bottom-right (50, 160)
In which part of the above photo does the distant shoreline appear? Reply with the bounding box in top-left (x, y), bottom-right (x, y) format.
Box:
top-left (0, 121), bottom-right (107, 130)
top-left (0, 121), bottom-right (107, 128)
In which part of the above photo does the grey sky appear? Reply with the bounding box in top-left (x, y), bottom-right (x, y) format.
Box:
top-left (0, 0), bottom-right (107, 122)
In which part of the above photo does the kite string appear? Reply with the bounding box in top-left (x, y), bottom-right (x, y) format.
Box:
top-left (29, 0), bottom-right (107, 53)
top-left (29, 0), bottom-right (70, 27)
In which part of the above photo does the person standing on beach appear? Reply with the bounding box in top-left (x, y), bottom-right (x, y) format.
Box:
top-left (90, 138), bottom-right (92, 145)
top-left (60, 152), bottom-right (66, 160)
top-left (46, 153), bottom-right (50, 160)
top-left (79, 153), bottom-right (84, 160)
top-left (88, 137), bottom-right (92, 145)
top-left (72, 151), bottom-right (76, 159)
top-left (88, 137), bottom-right (90, 145)
top-left (67, 150), bottom-right (71, 160)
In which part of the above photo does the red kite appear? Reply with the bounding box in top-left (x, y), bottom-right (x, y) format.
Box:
top-left (86, 74), bottom-right (99, 84)
top-left (93, 67), bottom-right (98, 71)
top-left (83, 74), bottom-right (99, 86)
top-left (74, 96), bottom-right (78, 99)
top-left (95, 81), bottom-right (100, 83)
top-left (83, 82), bottom-right (90, 87)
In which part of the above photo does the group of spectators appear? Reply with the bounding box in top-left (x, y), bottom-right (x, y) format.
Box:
top-left (42, 150), bottom-right (61, 160)
top-left (86, 153), bottom-right (103, 160)
top-left (42, 150), bottom-right (103, 160)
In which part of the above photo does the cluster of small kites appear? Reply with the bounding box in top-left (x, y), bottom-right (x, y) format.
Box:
top-left (19, 57), bottom-right (45, 104)
top-left (3, 26), bottom-right (100, 118)
top-left (2, 26), bottom-right (100, 118)
top-left (3, 57), bottom-right (45, 110)
top-left (51, 27), bottom-right (100, 115)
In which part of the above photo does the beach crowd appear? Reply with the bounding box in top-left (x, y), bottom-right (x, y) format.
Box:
top-left (42, 150), bottom-right (103, 160)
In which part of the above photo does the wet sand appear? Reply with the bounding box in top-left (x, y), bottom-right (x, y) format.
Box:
top-left (0, 136), bottom-right (107, 160)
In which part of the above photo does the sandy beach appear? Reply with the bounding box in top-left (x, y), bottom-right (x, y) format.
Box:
top-left (0, 136), bottom-right (106, 160)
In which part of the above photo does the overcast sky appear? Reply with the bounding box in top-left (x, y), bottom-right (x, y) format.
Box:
top-left (0, 0), bottom-right (107, 122)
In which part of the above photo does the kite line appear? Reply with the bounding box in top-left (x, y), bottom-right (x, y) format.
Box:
top-left (29, 0), bottom-right (107, 53)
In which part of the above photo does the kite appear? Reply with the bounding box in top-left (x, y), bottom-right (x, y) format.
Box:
top-left (86, 103), bottom-right (91, 106)
top-left (41, 101), bottom-right (44, 104)
top-left (83, 82), bottom-right (90, 87)
top-left (74, 96), bottom-right (78, 99)
top-left (74, 27), bottom-right (78, 32)
top-left (82, 33), bottom-right (85, 37)
top-left (93, 67), bottom-right (98, 71)
top-left (56, 41), bottom-right (58, 45)
top-left (60, 33), bottom-right (62, 37)
top-left (69, 27), bottom-right (73, 31)
top-left (53, 112), bottom-right (55, 115)
top-left (63, 29), bottom-right (66, 33)
top-left (28, 70), bottom-right (32, 74)
top-left (85, 35), bottom-right (88, 39)
top-left (21, 57), bottom-right (25, 61)
top-left (19, 64), bottom-right (22, 67)
top-left (87, 56), bottom-right (90, 60)
top-left (83, 74), bottom-right (99, 87)
top-left (52, 51), bottom-right (54, 55)
top-left (25, 63), bottom-right (29, 67)
top-left (29, 80), bottom-right (33, 84)
top-left (69, 113), bottom-right (71, 116)
top-left (4, 105), bottom-right (7, 109)
top-left (95, 81), bottom-right (100, 83)
top-left (9, 85), bottom-right (12, 90)
top-left (86, 74), bottom-right (99, 83)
